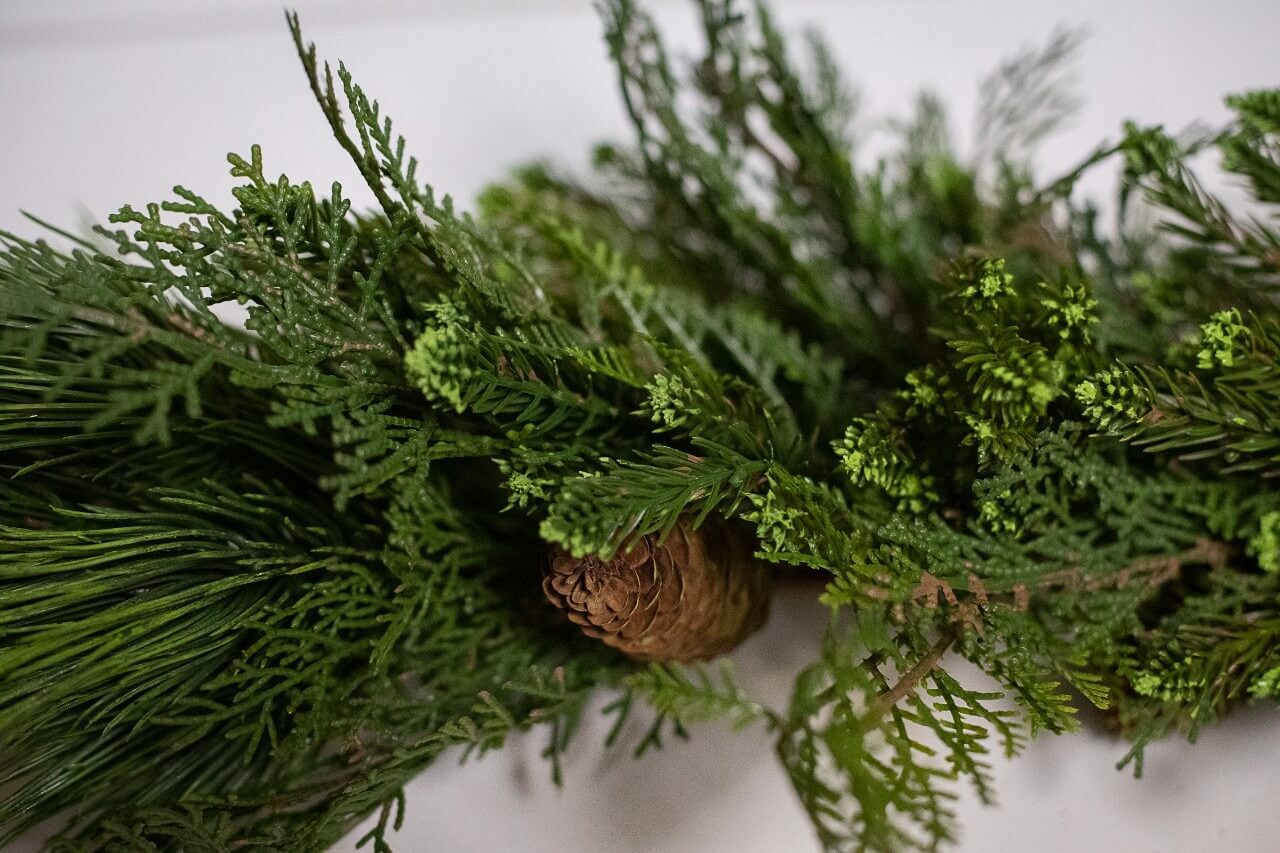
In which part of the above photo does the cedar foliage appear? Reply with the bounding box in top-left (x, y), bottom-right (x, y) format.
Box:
top-left (2, 2), bottom-right (1278, 850)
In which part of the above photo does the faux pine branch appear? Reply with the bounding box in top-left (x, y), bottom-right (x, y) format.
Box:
top-left (2, 2), bottom-right (1278, 851)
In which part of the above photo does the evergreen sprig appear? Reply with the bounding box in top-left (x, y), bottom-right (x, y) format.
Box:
top-left (1, 2), bottom-right (1278, 851)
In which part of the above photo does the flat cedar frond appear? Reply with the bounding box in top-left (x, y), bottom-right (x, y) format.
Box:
top-left (1, 2), bottom-right (1277, 852)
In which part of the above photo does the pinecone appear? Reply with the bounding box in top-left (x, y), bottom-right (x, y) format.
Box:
top-left (542, 521), bottom-right (771, 661)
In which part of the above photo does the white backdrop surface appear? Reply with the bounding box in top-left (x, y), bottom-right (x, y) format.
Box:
top-left (3, 2), bottom-right (1279, 852)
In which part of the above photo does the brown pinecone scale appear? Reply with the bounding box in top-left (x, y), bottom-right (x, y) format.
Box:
top-left (542, 521), bottom-right (771, 662)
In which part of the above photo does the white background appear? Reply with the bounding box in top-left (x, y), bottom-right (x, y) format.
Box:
top-left (3, 2), bottom-right (1279, 851)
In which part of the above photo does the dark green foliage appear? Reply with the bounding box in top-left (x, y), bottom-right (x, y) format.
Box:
top-left (0, 27), bottom-right (623, 849)
top-left (1, 2), bottom-right (1278, 852)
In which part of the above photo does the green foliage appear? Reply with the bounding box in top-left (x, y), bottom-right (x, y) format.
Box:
top-left (2, 2), bottom-right (1279, 852)
top-left (1085, 312), bottom-right (1280, 474)
top-left (773, 617), bottom-right (1024, 852)
top-left (1123, 570), bottom-right (1280, 736)
top-left (835, 417), bottom-right (939, 512)
top-left (540, 441), bottom-right (768, 558)
top-left (626, 661), bottom-right (767, 728)
top-left (0, 22), bottom-right (625, 850)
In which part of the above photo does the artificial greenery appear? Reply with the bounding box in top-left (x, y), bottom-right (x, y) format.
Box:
top-left (2, 1), bottom-right (1278, 850)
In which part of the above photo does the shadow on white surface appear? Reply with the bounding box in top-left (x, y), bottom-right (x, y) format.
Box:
top-left (340, 584), bottom-right (1280, 853)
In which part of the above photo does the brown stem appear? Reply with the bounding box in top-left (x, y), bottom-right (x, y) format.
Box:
top-left (864, 629), bottom-right (956, 726)
top-left (910, 538), bottom-right (1235, 615)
